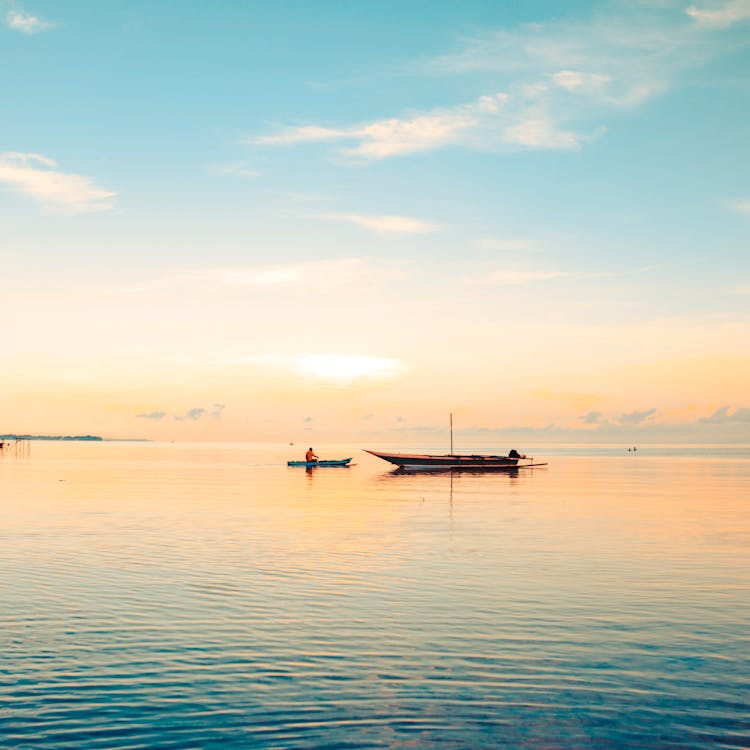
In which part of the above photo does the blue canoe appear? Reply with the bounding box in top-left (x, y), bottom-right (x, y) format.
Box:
top-left (287, 457), bottom-right (353, 467)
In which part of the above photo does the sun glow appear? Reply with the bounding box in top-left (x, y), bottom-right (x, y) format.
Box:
top-left (293, 354), bottom-right (404, 383)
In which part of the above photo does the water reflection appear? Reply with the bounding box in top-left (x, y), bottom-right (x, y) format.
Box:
top-left (1, 442), bottom-right (748, 749)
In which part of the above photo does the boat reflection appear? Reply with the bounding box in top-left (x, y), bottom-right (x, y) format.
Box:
top-left (387, 465), bottom-right (522, 477)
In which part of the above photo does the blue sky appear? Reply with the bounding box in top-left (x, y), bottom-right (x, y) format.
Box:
top-left (1, 0), bottom-right (749, 441)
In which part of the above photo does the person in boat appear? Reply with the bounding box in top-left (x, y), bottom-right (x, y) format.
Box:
top-left (508, 449), bottom-right (526, 459)
top-left (305, 447), bottom-right (318, 463)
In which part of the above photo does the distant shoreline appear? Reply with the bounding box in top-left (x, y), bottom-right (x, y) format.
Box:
top-left (0, 435), bottom-right (149, 442)
top-left (1, 434), bottom-right (103, 441)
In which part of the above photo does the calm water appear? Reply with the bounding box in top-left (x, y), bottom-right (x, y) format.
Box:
top-left (1, 442), bottom-right (748, 749)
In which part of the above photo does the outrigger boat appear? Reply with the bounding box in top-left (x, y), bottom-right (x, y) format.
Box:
top-left (287, 457), bottom-right (353, 468)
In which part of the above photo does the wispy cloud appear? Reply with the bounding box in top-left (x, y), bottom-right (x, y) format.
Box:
top-left (113, 258), bottom-right (401, 296)
top-left (178, 258), bottom-right (399, 291)
top-left (729, 199), bottom-right (750, 215)
top-left (321, 212), bottom-right (441, 234)
top-left (686, 0), bottom-right (750, 28)
top-left (253, 91), bottom-right (584, 158)
top-left (211, 162), bottom-right (260, 178)
top-left (477, 237), bottom-right (538, 253)
top-left (136, 411), bottom-right (167, 420)
top-left (0, 152), bottom-right (115, 212)
top-left (5, 8), bottom-right (53, 34)
top-left (475, 269), bottom-right (575, 285)
top-left (467, 263), bottom-right (655, 286)
top-left (252, 3), bottom-right (748, 160)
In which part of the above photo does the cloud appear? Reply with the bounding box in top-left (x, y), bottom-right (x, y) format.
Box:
top-left (321, 212), bottom-right (441, 235)
top-left (467, 263), bottom-right (654, 286)
top-left (174, 407), bottom-right (206, 421)
top-left (256, 125), bottom-right (351, 146)
top-left (551, 70), bottom-right (613, 92)
top-left (252, 4), bottom-right (749, 161)
top-left (253, 91), bottom-right (584, 158)
top-left (686, 0), bottom-right (750, 28)
top-left (581, 411), bottom-right (605, 424)
top-left (0, 152), bottom-right (115, 212)
top-left (211, 162), bottom-right (260, 178)
top-left (616, 408), bottom-right (657, 425)
top-left (699, 405), bottom-right (750, 423)
top-left (477, 237), bottom-right (537, 253)
top-left (729, 284), bottom-right (750, 295)
top-left (136, 411), bottom-right (167, 420)
top-left (211, 403), bottom-right (225, 419)
top-left (115, 258), bottom-right (402, 296)
top-left (176, 352), bottom-right (406, 384)
top-left (729, 200), bottom-right (750, 216)
top-left (427, 8), bottom-right (729, 106)
top-left (470, 269), bottom-right (576, 285)
top-left (5, 9), bottom-right (53, 33)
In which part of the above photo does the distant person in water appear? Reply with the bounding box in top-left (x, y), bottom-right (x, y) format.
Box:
top-left (305, 447), bottom-right (318, 462)
top-left (508, 449), bottom-right (526, 459)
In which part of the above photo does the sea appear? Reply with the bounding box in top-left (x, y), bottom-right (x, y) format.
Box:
top-left (1, 440), bottom-right (748, 749)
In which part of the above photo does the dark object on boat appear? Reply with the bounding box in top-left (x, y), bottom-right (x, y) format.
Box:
top-left (364, 450), bottom-right (545, 470)
top-left (287, 458), bottom-right (353, 467)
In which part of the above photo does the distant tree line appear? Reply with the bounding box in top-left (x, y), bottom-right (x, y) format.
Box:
top-left (0, 434), bottom-right (103, 441)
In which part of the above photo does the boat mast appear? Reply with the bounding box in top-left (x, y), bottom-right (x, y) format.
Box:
top-left (450, 412), bottom-right (453, 454)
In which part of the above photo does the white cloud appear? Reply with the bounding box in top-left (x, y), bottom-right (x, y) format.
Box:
top-left (251, 4), bottom-right (748, 161)
top-left (253, 90), bottom-right (585, 158)
top-left (171, 352), bottom-right (406, 384)
top-left (480, 270), bottom-right (573, 285)
top-left (211, 162), bottom-right (260, 178)
top-left (255, 125), bottom-right (350, 146)
top-left (254, 107), bottom-right (479, 158)
top-left (502, 117), bottom-right (581, 150)
top-left (551, 70), bottom-right (612, 93)
top-left (349, 110), bottom-right (478, 158)
top-left (5, 9), bottom-right (53, 33)
top-left (729, 200), bottom-right (750, 215)
top-left (112, 258), bottom-right (401, 295)
top-left (686, 0), bottom-right (750, 28)
top-left (180, 258), bottom-right (393, 289)
top-left (0, 152), bottom-right (115, 212)
top-left (322, 212), bottom-right (441, 234)
top-left (477, 237), bottom-right (537, 253)
top-left (467, 264), bottom-right (646, 285)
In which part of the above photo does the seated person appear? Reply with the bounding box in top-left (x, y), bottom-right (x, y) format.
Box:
top-left (508, 449), bottom-right (526, 459)
top-left (305, 447), bottom-right (318, 462)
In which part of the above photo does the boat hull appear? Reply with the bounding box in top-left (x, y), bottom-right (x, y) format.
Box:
top-left (287, 458), bottom-right (352, 467)
top-left (364, 449), bottom-right (519, 469)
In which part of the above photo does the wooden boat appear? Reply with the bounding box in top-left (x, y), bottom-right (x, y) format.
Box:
top-left (287, 457), bottom-right (353, 467)
top-left (365, 413), bottom-right (546, 471)
top-left (364, 449), bottom-right (528, 470)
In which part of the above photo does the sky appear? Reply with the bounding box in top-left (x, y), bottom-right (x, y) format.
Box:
top-left (1, 0), bottom-right (749, 444)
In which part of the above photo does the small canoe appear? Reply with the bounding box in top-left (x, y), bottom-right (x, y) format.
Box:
top-left (287, 457), bottom-right (353, 467)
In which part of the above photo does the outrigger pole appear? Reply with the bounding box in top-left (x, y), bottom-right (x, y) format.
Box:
top-left (450, 412), bottom-right (453, 454)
